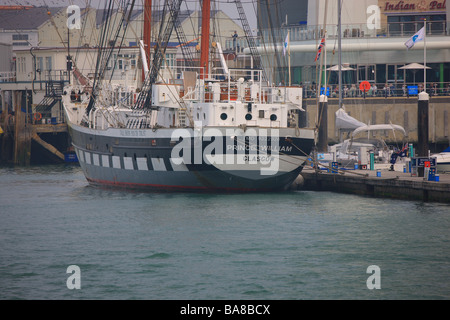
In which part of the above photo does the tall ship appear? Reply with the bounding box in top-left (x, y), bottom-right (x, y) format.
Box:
top-left (62, 0), bottom-right (315, 192)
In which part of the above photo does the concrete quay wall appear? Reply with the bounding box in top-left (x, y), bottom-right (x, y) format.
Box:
top-left (303, 96), bottom-right (450, 148)
top-left (298, 168), bottom-right (450, 203)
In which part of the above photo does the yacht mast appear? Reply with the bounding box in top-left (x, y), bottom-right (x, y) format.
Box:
top-left (338, 0), bottom-right (342, 109)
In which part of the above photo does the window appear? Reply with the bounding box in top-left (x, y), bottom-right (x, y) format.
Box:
top-left (259, 110), bottom-right (265, 118)
top-left (18, 57), bottom-right (26, 73)
top-left (45, 57), bottom-right (52, 71)
top-left (12, 34), bottom-right (28, 41)
top-left (165, 53), bottom-right (175, 68)
top-left (21, 57), bottom-right (26, 73)
top-left (357, 65), bottom-right (376, 83)
top-left (37, 57), bottom-right (44, 72)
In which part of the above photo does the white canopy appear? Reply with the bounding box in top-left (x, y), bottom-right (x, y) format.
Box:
top-left (327, 65), bottom-right (355, 71)
top-left (399, 63), bottom-right (431, 70)
top-left (351, 124), bottom-right (406, 138)
top-left (335, 108), bottom-right (366, 131)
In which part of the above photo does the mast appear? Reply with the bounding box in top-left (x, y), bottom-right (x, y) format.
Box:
top-left (67, 27), bottom-right (71, 85)
top-left (423, 19), bottom-right (427, 93)
top-left (338, 0), bottom-right (342, 108)
top-left (143, 0), bottom-right (152, 82)
top-left (288, 30), bottom-right (291, 86)
top-left (200, 0), bottom-right (211, 79)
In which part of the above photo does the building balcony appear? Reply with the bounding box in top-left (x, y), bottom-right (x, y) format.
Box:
top-left (260, 21), bottom-right (449, 43)
top-left (0, 71), bottom-right (16, 83)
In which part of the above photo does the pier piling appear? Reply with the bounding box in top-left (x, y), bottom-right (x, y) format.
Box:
top-left (317, 94), bottom-right (328, 152)
top-left (417, 92), bottom-right (430, 177)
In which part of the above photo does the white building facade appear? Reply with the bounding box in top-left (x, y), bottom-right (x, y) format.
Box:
top-left (257, 0), bottom-right (450, 95)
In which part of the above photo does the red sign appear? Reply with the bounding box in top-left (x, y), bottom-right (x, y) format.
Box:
top-left (384, 0), bottom-right (446, 12)
top-left (360, 81), bottom-right (371, 92)
top-left (424, 161), bottom-right (431, 168)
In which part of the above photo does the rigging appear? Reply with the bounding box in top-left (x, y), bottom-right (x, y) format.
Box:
top-left (86, 0), bottom-right (136, 115)
top-left (134, 0), bottom-right (184, 110)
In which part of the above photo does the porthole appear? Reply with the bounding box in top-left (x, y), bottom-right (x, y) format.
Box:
top-left (220, 113), bottom-right (228, 120)
top-left (270, 114), bottom-right (277, 121)
top-left (245, 113), bottom-right (253, 121)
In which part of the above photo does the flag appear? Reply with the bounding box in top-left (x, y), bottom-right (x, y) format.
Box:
top-left (283, 32), bottom-right (289, 56)
top-left (404, 27), bottom-right (425, 50)
top-left (315, 37), bottom-right (326, 62)
top-left (399, 143), bottom-right (408, 158)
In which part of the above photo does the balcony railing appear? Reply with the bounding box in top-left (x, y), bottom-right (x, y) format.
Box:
top-left (0, 72), bottom-right (16, 83)
top-left (302, 82), bottom-right (450, 99)
top-left (260, 21), bottom-right (449, 43)
top-left (386, 21), bottom-right (447, 37)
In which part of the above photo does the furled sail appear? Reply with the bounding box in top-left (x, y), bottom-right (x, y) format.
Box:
top-left (335, 108), bottom-right (366, 131)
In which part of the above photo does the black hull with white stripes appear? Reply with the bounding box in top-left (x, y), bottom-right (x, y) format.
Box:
top-left (69, 123), bottom-right (315, 192)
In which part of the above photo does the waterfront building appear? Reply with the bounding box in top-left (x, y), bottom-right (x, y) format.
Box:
top-left (0, 4), bottom-right (244, 164)
top-left (257, 0), bottom-right (450, 93)
top-left (0, 5), bottom-right (244, 111)
top-left (0, 6), bottom-right (63, 50)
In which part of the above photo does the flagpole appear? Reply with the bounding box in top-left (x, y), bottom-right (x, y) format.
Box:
top-left (424, 19), bottom-right (427, 93)
top-left (324, 30), bottom-right (327, 94)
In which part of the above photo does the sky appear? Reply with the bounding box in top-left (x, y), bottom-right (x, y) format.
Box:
top-left (0, 0), bottom-right (258, 30)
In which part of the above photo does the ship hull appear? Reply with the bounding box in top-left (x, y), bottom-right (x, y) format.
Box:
top-left (68, 122), bottom-right (314, 192)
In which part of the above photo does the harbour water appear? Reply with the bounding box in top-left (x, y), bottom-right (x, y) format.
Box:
top-left (0, 164), bottom-right (449, 300)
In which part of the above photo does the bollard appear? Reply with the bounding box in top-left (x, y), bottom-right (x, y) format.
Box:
top-left (409, 143), bottom-right (414, 158)
top-left (428, 167), bottom-right (436, 182)
top-left (331, 162), bottom-right (338, 174)
top-left (370, 152), bottom-right (375, 171)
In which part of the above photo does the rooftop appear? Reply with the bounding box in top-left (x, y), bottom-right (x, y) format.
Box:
top-left (0, 6), bottom-right (65, 31)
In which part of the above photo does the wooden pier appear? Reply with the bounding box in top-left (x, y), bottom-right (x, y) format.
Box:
top-left (1, 74), bottom-right (71, 165)
top-left (297, 167), bottom-right (450, 203)
top-left (1, 110), bottom-right (70, 165)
